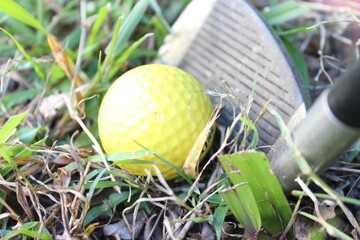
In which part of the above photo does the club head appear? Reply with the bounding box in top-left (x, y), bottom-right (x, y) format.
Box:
top-left (157, 0), bottom-right (311, 151)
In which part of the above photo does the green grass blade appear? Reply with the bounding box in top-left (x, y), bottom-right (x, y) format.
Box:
top-left (84, 205), bottom-right (111, 226)
top-left (149, 0), bottom-right (171, 32)
top-left (292, 191), bottom-right (360, 205)
top-left (84, 191), bottom-right (133, 225)
top-left (276, 24), bottom-right (317, 36)
top-left (262, 1), bottom-right (309, 25)
top-left (112, 159), bottom-right (163, 165)
top-left (105, 0), bottom-right (151, 57)
top-left (0, 0), bottom-right (48, 34)
top-left (281, 36), bottom-right (310, 86)
top-left (220, 152), bottom-right (293, 235)
top-left (0, 27), bottom-right (45, 79)
top-left (238, 117), bottom-right (259, 149)
top-left (98, 15), bottom-right (123, 83)
top-left (219, 161), bottom-right (262, 238)
top-left (240, 152), bottom-right (292, 234)
top-left (15, 136), bottom-right (47, 158)
top-left (0, 111), bottom-right (28, 143)
top-left (5, 18), bottom-right (37, 44)
top-left (3, 222), bottom-right (51, 240)
top-left (86, 168), bottom-right (107, 202)
top-left (83, 181), bottom-right (129, 189)
top-left (220, 186), bottom-right (261, 238)
top-left (16, 126), bottom-right (45, 144)
top-left (86, 4), bottom-right (110, 51)
top-left (15, 230), bottom-right (51, 240)
top-left (88, 150), bottom-right (157, 162)
top-left (154, 153), bottom-right (193, 184)
top-left (131, 139), bottom-right (193, 184)
top-left (300, 212), bottom-right (353, 240)
top-left (214, 204), bottom-right (229, 240)
top-left (108, 33), bottom-right (154, 80)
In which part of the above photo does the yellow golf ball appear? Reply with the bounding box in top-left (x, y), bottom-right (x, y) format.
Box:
top-left (98, 64), bottom-right (213, 179)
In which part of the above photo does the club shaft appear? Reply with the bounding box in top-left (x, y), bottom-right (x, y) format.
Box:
top-left (271, 61), bottom-right (360, 191)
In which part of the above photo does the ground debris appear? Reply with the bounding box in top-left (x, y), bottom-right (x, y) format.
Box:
top-left (103, 210), bottom-right (147, 239)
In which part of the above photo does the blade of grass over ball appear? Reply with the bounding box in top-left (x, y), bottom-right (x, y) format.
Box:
top-left (0, 0), bottom-right (48, 34)
top-left (105, 0), bottom-right (151, 57)
top-left (88, 150), bottom-right (157, 162)
top-left (155, 152), bottom-right (193, 184)
top-left (219, 177), bottom-right (261, 238)
top-left (132, 139), bottom-right (193, 184)
top-left (112, 159), bottom-right (164, 165)
top-left (0, 28), bottom-right (45, 79)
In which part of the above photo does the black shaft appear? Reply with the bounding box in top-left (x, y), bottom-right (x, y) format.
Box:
top-left (328, 61), bottom-right (360, 128)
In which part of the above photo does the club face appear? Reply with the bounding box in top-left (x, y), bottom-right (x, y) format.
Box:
top-left (158, 0), bottom-right (311, 149)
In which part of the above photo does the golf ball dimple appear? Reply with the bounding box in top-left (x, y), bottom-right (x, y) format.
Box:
top-left (98, 64), bottom-right (213, 179)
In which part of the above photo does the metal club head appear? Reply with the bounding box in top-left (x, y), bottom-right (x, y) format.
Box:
top-left (157, 0), bottom-right (311, 150)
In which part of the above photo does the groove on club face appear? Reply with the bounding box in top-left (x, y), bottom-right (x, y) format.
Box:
top-left (158, 0), bottom-right (311, 148)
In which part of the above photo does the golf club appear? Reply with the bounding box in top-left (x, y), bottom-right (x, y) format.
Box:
top-left (272, 61), bottom-right (360, 191)
top-left (158, 0), bottom-right (311, 148)
top-left (157, 0), bottom-right (359, 190)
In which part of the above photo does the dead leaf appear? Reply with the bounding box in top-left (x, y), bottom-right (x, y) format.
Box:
top-left (16, 184), bottom-right (34, 221)
top-left (201, 222), bottom-right (216, 240)
top-left (56, 167), bottom-right (72, 188)
top-left (183, 106), bottom-right (220, 179)
top-left (39, 93), bottom-right (66, 120)
top-left (47, 35), bottom-right (85, 106)
top-left (104, 211), bottom-right (147, 239)
top-left (53, 153), bottom-right (73, 165)
top-left (318, 199), bottom-right (337, 220)
top-left (144, 214), bottom-right (162, 240)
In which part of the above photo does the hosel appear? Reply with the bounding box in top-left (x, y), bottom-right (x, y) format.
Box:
top-left (271, 61), bottom-right (360, 192)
